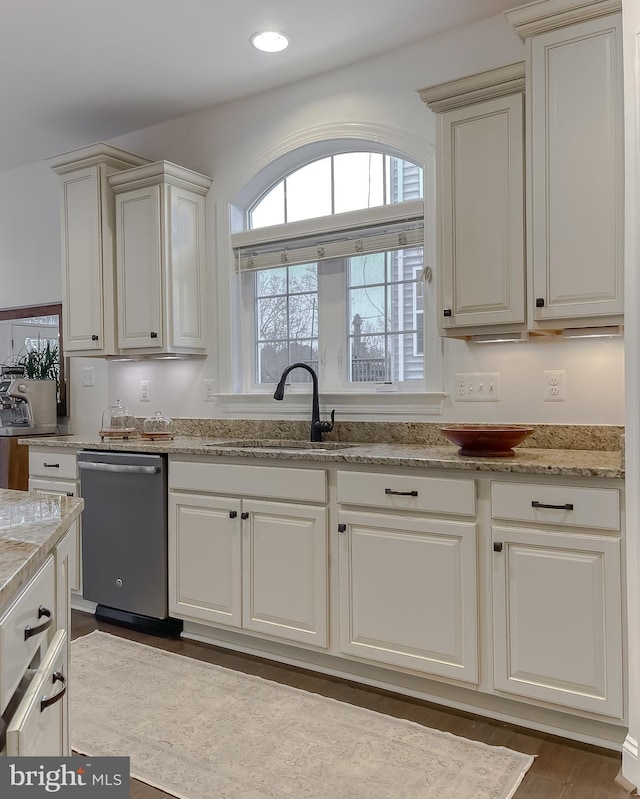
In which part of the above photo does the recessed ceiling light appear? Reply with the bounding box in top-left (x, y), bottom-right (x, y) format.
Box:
top-left (250, 31), bottom-right (290, 53)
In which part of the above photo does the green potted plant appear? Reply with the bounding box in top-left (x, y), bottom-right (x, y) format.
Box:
top-left (14, 341), bottom-right (60, 384)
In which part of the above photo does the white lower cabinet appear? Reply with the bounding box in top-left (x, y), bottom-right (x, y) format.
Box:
top-left (1, 526), bottom-right (77, 757)
top-left (168, 460), bottom-right (328, 649)
top-left (338, 510), bottom-right (478, 683)
top-left (28, 447), bottom-right (82, 595)
top-left (491, 480), bottom-right (624, 719)
top-left (167, 458), bottom-right (625, 737)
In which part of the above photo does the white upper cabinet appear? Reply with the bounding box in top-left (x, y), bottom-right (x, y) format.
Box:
top-left (420, 64), bottom-right (526, 335)
top-left (109, 162), bottom-right (212, 356)
top-left (420, 0), bottom-right (623, 337)
top-left (48, 144), bottom-right (150, 356)
top-left (506, 0), bottom-right (623, 328)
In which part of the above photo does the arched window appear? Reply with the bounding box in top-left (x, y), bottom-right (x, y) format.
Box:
top-left (231, 147), bottom-right (426, 391)
top-left (249, 152), bottom-right (423, 228)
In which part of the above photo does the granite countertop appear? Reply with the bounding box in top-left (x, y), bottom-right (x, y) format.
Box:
top-left (19, 434), bottom-right (623, 479)
top-left (0, 490), bottom-right (83, 616)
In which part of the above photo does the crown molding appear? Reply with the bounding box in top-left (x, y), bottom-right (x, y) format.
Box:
top-left (418, 63), bottom-right (525, 113)
top-left (505, 0), bottom-right (621, 40)
top-left (107, 160), bottom-right (212, 195)
top-left (46, 142), bottom-right (150, 175)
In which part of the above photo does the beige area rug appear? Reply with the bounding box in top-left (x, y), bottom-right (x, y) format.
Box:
top-left (70, 631), bottom-right (533, 799)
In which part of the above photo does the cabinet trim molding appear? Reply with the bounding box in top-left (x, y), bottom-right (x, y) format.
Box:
top-left (47, 142), bottom-right (149, 175)
top-left (506, 0), bottom-right (621, 40)
top-left (108, 160), bottom-right (212, 196)
top-left (418, 63), bottom-right (525, 113)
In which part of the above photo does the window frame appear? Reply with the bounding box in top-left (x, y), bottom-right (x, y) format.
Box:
top-left (222, 135), bottom-right (444, 417)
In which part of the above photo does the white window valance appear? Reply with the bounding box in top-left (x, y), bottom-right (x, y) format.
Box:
top-left (232, 199), bottom-right (424, 272)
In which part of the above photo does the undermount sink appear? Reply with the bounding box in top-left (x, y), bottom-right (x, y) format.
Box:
top-left (203, 439), bottom-right (356, 452)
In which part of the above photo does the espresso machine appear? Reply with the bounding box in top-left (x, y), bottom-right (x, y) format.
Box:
top-left (0, 368), bottom-right (57, 436)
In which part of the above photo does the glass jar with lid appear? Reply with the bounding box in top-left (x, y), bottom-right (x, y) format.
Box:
top-left (142, 410), bottom-right (174, 438)
top-left (100, 398), bottom-right (135, 435)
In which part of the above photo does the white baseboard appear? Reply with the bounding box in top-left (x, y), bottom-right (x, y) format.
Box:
top-left (71, 594), bottom-right (97, 614)
top-left (622, 735), bottom-right (639, 790)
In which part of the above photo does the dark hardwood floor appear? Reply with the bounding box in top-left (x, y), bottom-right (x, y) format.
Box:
top-left (71, 610), bottom-right (635, 798)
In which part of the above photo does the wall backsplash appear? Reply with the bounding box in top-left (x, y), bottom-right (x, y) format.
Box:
top-left (137, 418), bottom-right (624, 452)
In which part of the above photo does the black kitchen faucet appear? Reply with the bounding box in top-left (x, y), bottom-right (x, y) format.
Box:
top-left (273, 363), bottom-right (335, 442)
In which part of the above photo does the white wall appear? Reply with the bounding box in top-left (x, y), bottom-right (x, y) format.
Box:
top-left (0, 162), bottom-right (61, 308)
top-left (0, 12), bottom-right (625, 431)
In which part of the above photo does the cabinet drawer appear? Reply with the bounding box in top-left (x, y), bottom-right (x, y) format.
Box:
top-left (29, 478), bottom-right (79, 498)
top-left (491, 481), bottom-right (620, 531)
top-left (337, 471), bottom-right (476, 516)
top-left (170, 460), bottom-right (326, 503)
top-left (29, 450), bottom-right (78, 480)
top-left (6, 630), bottom-right (68, 756)
top-left (0, 557), bottom-right (56, 714)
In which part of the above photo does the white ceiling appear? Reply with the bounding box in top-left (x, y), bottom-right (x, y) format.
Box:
top-left (1, 0), bottom-right (517, 173)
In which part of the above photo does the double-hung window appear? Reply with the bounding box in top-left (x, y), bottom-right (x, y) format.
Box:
top-left (231, 150), bottom-right (425, 391)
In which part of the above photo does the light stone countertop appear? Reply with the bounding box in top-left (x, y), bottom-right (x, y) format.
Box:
top-left (19, 435), bottom-right (623, 479)
top-left (0, 490), bottom-right (83, 616)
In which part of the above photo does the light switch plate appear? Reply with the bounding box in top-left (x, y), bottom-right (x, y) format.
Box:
top-left (454, 372), bottom-right (500, 402)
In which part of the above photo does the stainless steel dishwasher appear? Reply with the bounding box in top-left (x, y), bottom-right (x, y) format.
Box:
top-left (78, 450), bottom-right (182, 636)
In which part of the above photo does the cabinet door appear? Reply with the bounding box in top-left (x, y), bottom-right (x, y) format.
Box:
top-left (242, 500), bottom-right (328, 647)
top-left (339, 511), bottom-right (478, 682)
top-left (59, 167), bottom-right (108, 352)
top-left (6, 630), bottom-right (69, 756)
top-left (115, 184), bottom-right (163, 350)
top-left (440, 94), bottom-right (525, 330)
top-left (167, 185), bottom-right (207, 351)
top-left (492, 526), bottom-right (623, 717)
top-left (168, 493), bottom-right (242, 627)
top-left (530, 14), bottom-right (623, 322)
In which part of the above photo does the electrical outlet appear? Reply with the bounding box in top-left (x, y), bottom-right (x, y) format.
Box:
top-left (82, 367), bottom-right (95, 387)
top-left (203, 379), bottom-right (216, 402)
top-left (544, 370), bottom-right (566, 402)
top-left (454, 372), bottom-right (501, 402)
top-left (140, 380), bottom-right (150, 402)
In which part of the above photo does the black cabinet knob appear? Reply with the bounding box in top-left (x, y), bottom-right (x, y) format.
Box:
top-left (150, 331), bottom-right (158, 339)
top-left (91, 334), bottom-right (99, 341)
top-left (535, 298), bottom-right (545, 308)
top-left (443, 308), bottom-right (452, 317)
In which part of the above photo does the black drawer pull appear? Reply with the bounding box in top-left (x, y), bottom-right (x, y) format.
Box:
top-left (532, 500), bottom-right (574, 511)
top-left (150, 331), bottom-right (158, 339)
top-left (40, 671), bottom-right (66, 712)
top-left (338, 523), bottom-right (347, 533)
top-left (43, 463), bottom-right (60, 468)
top-left (385, 489), bottom-right (418, 497)
top-left (493, 542), bottom-right (503, 552)
top-left (241, 512), bottom-right (249, 520)
top-left (24, 606), bottom-right (53, 640)
top-left (91, 334), bottom-right (99, 341)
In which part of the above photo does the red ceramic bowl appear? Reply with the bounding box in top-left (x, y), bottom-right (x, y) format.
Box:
top-left (440, 424), bottom-right (535, 457)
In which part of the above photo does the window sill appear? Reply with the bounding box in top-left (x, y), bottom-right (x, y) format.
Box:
top-left (216, 391), bottom-right (446, 420)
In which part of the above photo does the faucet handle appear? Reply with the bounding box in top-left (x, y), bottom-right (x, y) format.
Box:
top-left (317, 409), bottom-right (335, 434)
